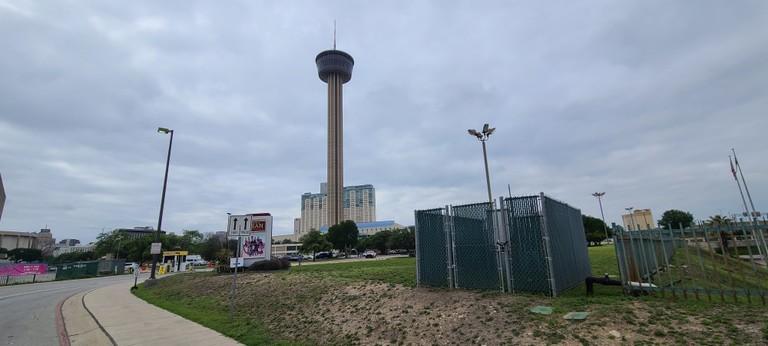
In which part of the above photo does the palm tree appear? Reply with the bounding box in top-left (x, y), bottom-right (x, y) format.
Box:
top-left (708, 215), bottom-right (732, 256)
top-left (707, 215), bottom-right (731, 226)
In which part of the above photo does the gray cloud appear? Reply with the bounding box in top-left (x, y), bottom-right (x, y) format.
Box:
top-left (0, 1), bottom-right (766, 242)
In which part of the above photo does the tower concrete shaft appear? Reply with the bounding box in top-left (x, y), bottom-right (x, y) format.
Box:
top-left (326, 73), bottom-right (344, 226)
top-left (316, 49), bottom-right (354, 227)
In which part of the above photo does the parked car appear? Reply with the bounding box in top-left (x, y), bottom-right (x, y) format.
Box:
top-left (363, 250), bottom-right (377, 258)
top-left (124, 262), bottom-right (137, 272)
top-left (279, 255), bottom-right (302, 261)
top-left (314, 252), bottom-right (332, 259)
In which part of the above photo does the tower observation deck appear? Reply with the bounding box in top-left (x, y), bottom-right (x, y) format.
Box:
top-left (316, 49), bottom-right (354, 227)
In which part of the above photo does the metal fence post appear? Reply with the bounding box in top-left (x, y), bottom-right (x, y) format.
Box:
top-left (449, 205), bottom-right (458, 289)
top-left (539, 193), bottom-right (557, 297)
top-left (491, 199), bottom-right (505, 293)
top-left (499, 196), bottom-right (513, 294)
top-left (443, 205), bottom-right (453, 288)
top-left (414, 210), bottom-right (421, 287)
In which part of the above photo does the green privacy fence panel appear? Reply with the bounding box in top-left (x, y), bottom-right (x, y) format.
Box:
top-left (55, 261), bottom-right (99, 280)
top-left (504, 196), bottom-right (552, 294)
top-left (98, 259), bottom-right (126, 274)
top-left (415, 208), bottom-right (451, 288)
top-left (542, 196), bottom-right (592, 295)
top-left (452, 202), bottom-right (500, 290)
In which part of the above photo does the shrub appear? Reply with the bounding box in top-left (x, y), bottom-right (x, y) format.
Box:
top-left (247, 258), bottom-right (290, 271)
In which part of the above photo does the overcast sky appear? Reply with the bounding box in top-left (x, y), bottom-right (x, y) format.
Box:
top-left (1, 1), bottom-right (767, 242)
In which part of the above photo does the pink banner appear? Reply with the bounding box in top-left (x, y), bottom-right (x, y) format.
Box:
top-left (0, 263), bottom-right (48, 276)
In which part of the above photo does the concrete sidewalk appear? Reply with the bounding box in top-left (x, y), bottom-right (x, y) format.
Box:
top-left (62, 280), bottom-right (242, 346)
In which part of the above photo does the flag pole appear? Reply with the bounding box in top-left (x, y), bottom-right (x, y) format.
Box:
top-left (732, 149), bottom-right (768, 258)
top-left (730, 155), bottom-right (751, 220)
top-left (732, 148), bottom-right (759, 218)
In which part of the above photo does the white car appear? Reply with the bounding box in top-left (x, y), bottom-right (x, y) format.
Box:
top-left (363, 250), bottom-right (377, 258)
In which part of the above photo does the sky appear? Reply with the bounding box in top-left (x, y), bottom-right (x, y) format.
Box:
top-left (1, 1), bottom-right (767, 243)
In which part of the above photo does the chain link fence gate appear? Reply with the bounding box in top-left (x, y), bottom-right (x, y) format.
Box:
top-left (416, 193), bottom-right (591, 296)
top-left (415, 207), bottom-right (452, 288)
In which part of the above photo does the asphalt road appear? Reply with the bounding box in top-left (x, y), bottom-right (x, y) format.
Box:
top-left (0, 273), bottom-right (144, 346)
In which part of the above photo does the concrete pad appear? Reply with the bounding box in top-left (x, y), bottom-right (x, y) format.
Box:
top-left (80, 281), bottom-right (242, 346)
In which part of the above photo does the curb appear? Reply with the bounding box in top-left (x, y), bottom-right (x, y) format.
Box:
top-left (56, 291), bottom-right (79, 346)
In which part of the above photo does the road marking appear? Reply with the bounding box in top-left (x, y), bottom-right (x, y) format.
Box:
top-left (0, 286), bottom-right (82, 301)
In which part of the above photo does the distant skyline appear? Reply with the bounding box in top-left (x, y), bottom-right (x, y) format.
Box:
top-left (0, 1), bottom-right (766, 242)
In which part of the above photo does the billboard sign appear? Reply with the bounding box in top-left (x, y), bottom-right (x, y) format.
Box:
top-left (228, 213), bottom-right (272, 262)
top-left (0, 263), bottom-right (48, 276)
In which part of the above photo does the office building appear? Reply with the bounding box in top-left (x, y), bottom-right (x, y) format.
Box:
top-left (59, 239), bottom-right (81, 246)
top-left (0, 229), bottom-right (56, 255)
top-left (319, 220), bottom-right (404, 236)
top-left (115, 226), bottom-right (165, 240)
top-left (622, 209), bottom-right (655, 230)
top-left (300, 183), bottom-right (376, 234)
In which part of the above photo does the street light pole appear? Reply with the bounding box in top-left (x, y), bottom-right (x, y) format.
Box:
top-left (467, 124), bottom-right (496, 205)
top-left (592, 192), bottom-right (610, 241)
top-left (150, 127), bottom-right (174, 280)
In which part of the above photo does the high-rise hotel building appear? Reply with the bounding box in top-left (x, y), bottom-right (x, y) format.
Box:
top-left (300, 183), bottom-right (376, 234)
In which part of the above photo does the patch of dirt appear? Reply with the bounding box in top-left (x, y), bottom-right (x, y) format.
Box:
top-left (156, 273), bottom-right (768, 345)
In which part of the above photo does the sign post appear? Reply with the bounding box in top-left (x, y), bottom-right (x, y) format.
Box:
top-left (132, 263), bottom-right (139, 289)
top-left (226, 213), bottom-right (273, 320)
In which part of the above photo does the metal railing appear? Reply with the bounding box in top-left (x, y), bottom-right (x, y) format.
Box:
top-left (614, 221), bottom-right (768, 303)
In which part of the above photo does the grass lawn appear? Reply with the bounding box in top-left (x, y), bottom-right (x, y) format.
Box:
top-left (134, 246), bottom-right (768, 345)
top-left (287, 257), bottom-right (416, 287)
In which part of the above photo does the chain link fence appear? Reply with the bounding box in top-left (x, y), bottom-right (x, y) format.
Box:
top-left (416, 193), bottom-right (591, 296)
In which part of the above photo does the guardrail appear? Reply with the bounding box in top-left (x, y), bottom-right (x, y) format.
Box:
top-left (0, 273), bottom-right (57, 286)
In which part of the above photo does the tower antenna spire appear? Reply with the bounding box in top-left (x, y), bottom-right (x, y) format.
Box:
top-left (333, 20), bottom-right (336, 49)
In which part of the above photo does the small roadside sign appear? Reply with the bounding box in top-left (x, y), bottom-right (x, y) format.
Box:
top-left (229, 257), bottom-right (245, 268)
top-left (150, 242), bottom-right (162, 255)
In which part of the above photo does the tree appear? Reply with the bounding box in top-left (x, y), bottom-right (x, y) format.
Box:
top-left (387, 228), bottom-right (415, 251)
top-left (281, 239), bottom-right (294, 244)
top-left (583, 215), bottom-right (610, 246)
top-left (7, 248), bottom-right (43, 262)
top-left (707, 215), bottom-right (731, 226)
top-left (361, 230), bottom-right (391, 254)
top-left (300, 230), bottom-right (332, 261)
top-left (326, 220), bottom-right (359, 255)
top-left (198, 235), bottom-right (225, 262)
top-left (52, 251), bottom-right (96, 264)
top-left (658, 209), bottom-right (694, 229)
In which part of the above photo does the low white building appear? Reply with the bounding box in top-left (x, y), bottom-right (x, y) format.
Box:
top-left (53, 244), bottom-right (95, 257)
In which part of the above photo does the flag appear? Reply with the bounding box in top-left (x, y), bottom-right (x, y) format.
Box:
top-left (729, 156), bottom-right (737, 180)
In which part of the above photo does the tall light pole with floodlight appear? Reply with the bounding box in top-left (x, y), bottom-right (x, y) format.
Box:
top-left (592, 192), bottom-right (610, 241)
top-left (467, 124), bottom-right (496, 205)
top-left (150, 127), bottom-right (173, 280)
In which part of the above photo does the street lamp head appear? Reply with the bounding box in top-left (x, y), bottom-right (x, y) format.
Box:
top-left (482, 123), bottom-right (489, 133)
top-left (485, 127), bottom-right (496, 136)
top-left (468, 129), bottom-right (478, 136)
top-left (592, 192), bottom-right (605, 197)
top-left (157, 127), bottom-right (172, 134)
top-left (625, 207), bottom-right (633, 212)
